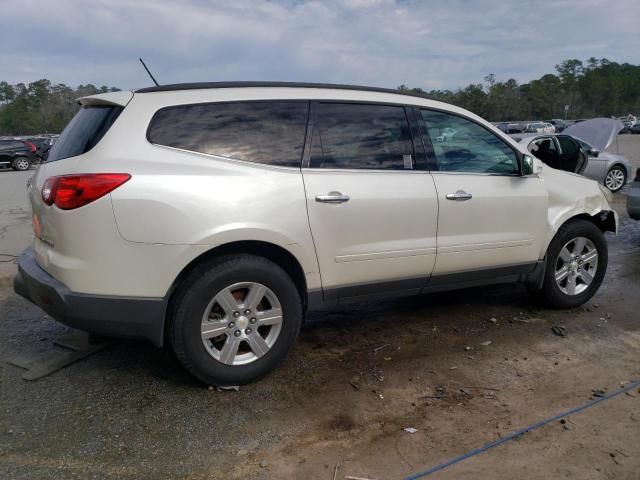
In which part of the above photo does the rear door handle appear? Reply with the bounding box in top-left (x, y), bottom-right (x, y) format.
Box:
top-left (315, 192), bottom-right (350, 204)
top-left (445, 190), bottom-right (473, 201)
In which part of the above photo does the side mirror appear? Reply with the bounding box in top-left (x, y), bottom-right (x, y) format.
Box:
top-left (521, 155), bottom-right (542, 176)
top-left (590, 149), bottom-right (600, 158)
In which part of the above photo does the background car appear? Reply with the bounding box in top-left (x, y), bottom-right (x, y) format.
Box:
top-left (631, 123), bottom-right (640, 134)
top-left (512, 133), bottom-right (587, 175)
top-left (627, 168), bottom-right (640, 220)
top-left (0, 139), bottom-right (36, 171)
top-left (545, 119), bottom-right (566, 132)
top-left (574, 137), bottom-right (631, 192)
top-left (525, 122), bottom-right (555, 134)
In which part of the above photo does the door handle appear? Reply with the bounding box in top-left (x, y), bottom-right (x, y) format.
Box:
top-left (445, 190), bottom-right (473, 201)
top-left (315, 192), bottom-right (350, 204)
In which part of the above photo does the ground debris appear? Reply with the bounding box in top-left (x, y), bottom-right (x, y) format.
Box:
top-left (488, 317), bottom-right (497, 324)
top-left (480, 340), bottom-right (492, 346)
top-left (403, 427), bottom-right (418, 434)
top-left (216, 385), bottom-right (240, 392)
top-left (551, 325), bottom-right (567, 337)
top-left (372, 344), bottom-right (390, 354)
top-left (592, 389), bottom-right (606, 398)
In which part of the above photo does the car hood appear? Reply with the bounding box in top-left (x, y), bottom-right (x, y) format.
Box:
top-left (564, 118), bottom-right (624, 152)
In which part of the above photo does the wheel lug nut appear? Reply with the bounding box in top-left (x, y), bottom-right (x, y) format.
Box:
top-left (234, 330), bottom-right (241, 337)
top-left (245, 328), bottom-right (252, 334)
top-left (244, 309), bottom-right (251, 315)
top-left (250, 317), bottom-right (257, 324)
top-left (233, 311), bottom-right (240, 318)
top-left (228, 322), bottom-right (235, 329)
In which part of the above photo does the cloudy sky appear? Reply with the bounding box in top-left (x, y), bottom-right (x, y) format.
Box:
top-left (1, 0), bottom-right (638, 91)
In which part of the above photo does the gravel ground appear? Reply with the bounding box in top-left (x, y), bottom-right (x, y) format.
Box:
top-left (1, 140), bottom-right (639, 479)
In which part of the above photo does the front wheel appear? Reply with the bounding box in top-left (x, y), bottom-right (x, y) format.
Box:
top-left (540, 219), bottom-right (608, 309)
top-left (12, 157), bottom-right (31, 171)
top-left (604, 166), bottom-right (626, 192)
top-left (170, 255), bottom-right (302, 385)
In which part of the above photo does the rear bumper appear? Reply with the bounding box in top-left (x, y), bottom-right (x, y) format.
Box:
top-left (14, 248), bottom-right (166, 347)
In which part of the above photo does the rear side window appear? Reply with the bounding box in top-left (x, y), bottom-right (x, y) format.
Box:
top-left (47, 106), bottom-right (123, 163)
top-left (310, 103), bottom-right (414, 170)
top-left (148, 101), bottom-right (309, 168)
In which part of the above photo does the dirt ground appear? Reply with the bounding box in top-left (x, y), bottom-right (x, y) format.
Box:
top-left (1, 138), bottom-right (639, 480)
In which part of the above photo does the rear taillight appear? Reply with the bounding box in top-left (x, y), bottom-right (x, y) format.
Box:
top-left (25, 141), bottom-right (37, 153)
top-left (41, 174), bottom-right (131, 210)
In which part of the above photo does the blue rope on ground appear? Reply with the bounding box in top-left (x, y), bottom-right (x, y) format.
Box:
top-left (405, 379), bottom-right (640, 479)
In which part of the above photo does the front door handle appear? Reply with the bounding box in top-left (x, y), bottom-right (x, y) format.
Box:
top-left (445, 190), bottom-right (473, 201)
top-left (315, 192), bottom-right (350, 204)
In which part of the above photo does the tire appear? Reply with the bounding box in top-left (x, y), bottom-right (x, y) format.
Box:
top-left (169, 254), bottom-right (303, 385)
top-left (540, 219), bottom-right (607, 309)
top-left (604, 166), bottom-right (626, 192)
top-left (12, 157), bottom-right (31, 171)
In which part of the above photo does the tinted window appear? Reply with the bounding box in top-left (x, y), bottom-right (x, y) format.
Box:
top-left (148, 101), bottom-right (308, 168)
top-left (529, 137), bottom-right (560, 169)
top-left (47, 106), bottom-right (123, 162)
top-left (310, 103), bottom-right (414, 170)
top-left (421, 110), bottom-right (518, 174)
top-left (557, 135), bottom-right (579, 156)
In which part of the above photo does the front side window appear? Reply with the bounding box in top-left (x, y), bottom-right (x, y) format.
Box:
top-left (421, 110), bottom-right (518, 174)
top-left (310, 103), bottom-right (414, 170)
top-left (148, 101), bottom-right (308, 168)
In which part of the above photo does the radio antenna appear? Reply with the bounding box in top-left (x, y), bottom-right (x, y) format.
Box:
top-left (139, 58), bottom-right (160, 86)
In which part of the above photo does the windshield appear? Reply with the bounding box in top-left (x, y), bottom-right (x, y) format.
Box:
top-left (46, 106), bottom-right (123, 162)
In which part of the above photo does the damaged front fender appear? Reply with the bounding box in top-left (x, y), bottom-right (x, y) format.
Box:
top-left (542, 166), bottom-right (618, 255)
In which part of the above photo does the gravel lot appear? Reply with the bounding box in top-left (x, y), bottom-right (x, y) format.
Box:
top-left (1, 139), bottom-right (639, 479)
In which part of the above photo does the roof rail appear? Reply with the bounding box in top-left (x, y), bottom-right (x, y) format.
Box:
top-left (135, 81), bottom-right (439, 101)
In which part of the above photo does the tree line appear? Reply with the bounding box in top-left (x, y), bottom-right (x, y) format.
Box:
top-left (399, 58), bottom-right (640, 122)
top-left (1, 57), bottom-right (639, 135)
top-left (0, 80), bottom-right (120, 135)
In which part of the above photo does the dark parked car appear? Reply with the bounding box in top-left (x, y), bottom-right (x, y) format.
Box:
top-left (628, 168), bottom-right (640, 220)
top-left (24, 137), bottom-right (54, 161)
top-left (631, 123), bottom-right (640, 134)
top-left (0, 140), bottom-right (36, 171)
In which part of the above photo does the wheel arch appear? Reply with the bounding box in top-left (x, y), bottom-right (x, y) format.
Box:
top-left (161, 240), bottom-right (309, 346)
top-left (544, 210), bottom-right (617, 255)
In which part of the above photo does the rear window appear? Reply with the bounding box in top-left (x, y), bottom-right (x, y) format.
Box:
top-left (46, 106), bottom-right (123, 163)
top-left (147, 101), bottom-right (309, 168)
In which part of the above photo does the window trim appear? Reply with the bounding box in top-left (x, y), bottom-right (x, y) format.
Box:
top-left (302, 100), bottom-right (422, 172)
top-left (146, 99), bottom-right (311, 169)
top-left (417, 107), bottom-right (524, 176)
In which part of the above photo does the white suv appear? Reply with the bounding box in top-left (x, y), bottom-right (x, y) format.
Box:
top-left (14, 82), bottom-right (617, 385)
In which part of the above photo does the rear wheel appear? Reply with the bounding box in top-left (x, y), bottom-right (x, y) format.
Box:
top-left (540, 219), bottom-right (607, 308)
top-left (170, 255), bottom-right (302, 385)
top-left (604, 166), bottom-right (626, 192)
top-left (12, 157), bottom-right (30, 171)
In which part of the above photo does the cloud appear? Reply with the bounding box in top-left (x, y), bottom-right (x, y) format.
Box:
top-left (1, 0), bottom-right (638, 91)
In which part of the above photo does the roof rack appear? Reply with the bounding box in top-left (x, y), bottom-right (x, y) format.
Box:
top-left (135, 81), bottom-right (437, 101)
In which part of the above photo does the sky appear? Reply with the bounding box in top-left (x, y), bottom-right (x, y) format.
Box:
top-left (1, 0), bottom-right (638, 92)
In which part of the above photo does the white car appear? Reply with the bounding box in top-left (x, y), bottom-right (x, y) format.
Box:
top-left (526, 122), bottom-right (555, 134)
top-left (14, 82), bottom-right (617, 385)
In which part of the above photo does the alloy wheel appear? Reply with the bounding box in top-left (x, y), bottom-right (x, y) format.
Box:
top-left (15, 158), bottom-right (30, 170)
top-left (605, 168), bottom-right (625, 191)
top-left (554, 236), bottom-right (598, 295)
top-left (200, 282), bottom-right (283, 366)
